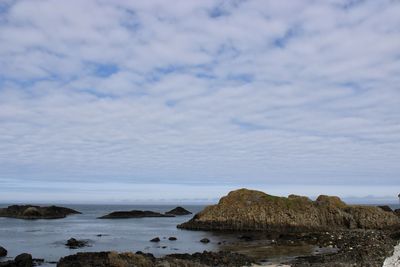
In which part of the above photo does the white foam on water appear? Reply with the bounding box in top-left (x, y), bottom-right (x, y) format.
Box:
top-left (383, 242), bottom-right (400, 267)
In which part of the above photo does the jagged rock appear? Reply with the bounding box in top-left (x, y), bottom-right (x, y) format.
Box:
top-left (0, 246), bottom-right (7, 257)
top-left (150, 237), bottom-right (160, 242)
top-left (200, 238), bottom-right (210, 243)
top-left (178, 188), bottom-right (400, 232)
top-left (57, 252), bottom-right (154, 267)
top-left (65, 238), bottom-right (89, 249)
top-left (0, 205), bottom-right (81, 220)
top-left (378, 205), bottom-right (393, 212)
top-left (98, 210), bottom-right (174, 219)
top-left (165, 207), bottom-right (192, 216)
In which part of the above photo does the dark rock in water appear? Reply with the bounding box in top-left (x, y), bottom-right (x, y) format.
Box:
top-left (0, 205), bottom-right (80, 220)
top-left (98, 210), bottom-right (174, 219)
top-left (15, 253), bottom-right (33, 267)
top-left (168, 237), bottom-right (177, 241)
top-left (150, 237), bottom-right (160, 242)
top-left (178, 188), bottom-right (400, 232)
top-left (57, 251), bottom-right (253, 267)
top-left (0, 246), bottom-right (7, 257)
top-left (165, 206), bottom-right (192, 215)
top-left (200, 238), bottom-right (210, 243)
top-left (66, 238), bottom-right (89, 249)
top-left (378, 205), bottom-right (393, 212)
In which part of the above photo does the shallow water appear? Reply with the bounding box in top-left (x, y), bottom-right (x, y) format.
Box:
top-left (0, 204), bottom-right (236, 266)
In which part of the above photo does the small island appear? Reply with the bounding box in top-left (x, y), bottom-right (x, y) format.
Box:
top-left (0, 205), bottom-right (81, 220)
top-left (98, 210), bottom-right (175, 219)
top-left (165, 206), bottom-right (192, 215)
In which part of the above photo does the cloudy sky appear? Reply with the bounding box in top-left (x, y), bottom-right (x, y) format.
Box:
top-left (0, 0), bottom-right (399, 204)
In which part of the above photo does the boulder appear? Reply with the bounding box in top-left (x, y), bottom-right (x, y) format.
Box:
top-left (14, 253), bottom-right (33, 267)
top-left (168, 237), bottom-right (177, 241)
top-left (98, 210), bottom-right (174, 219)
top-left (200, 238), bottom-right (210, 243)
top-left (0, 205), bottom-right (81, 220)
top-left (65, 238), bottom-right (89, 249)
top-left (165, 207), bottom-right (192, 215)
top-left (0, 246), bottom-right (7, 257)
top-left (178, 188), bottom-right (400, 232)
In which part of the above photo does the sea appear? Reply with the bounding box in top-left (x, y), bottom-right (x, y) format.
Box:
top-left (1, 204), bottom-right (399, 267)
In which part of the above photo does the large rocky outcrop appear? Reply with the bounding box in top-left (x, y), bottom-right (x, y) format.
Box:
top-left (98, 210), bottom-right (174, 219)
top-left (0, 205), bottom-right (81, 220)
top-left (178, 189), bottom-right (400, 232)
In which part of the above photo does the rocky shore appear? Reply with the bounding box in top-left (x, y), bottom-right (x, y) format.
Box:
top-left (57, 251), bottom-right (253, 267)
top-left (0, 205), bottom-right (81, 220)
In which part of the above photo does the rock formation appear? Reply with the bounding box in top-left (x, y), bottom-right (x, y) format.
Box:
top-left (98, 210), bottom-right (174, 219)
top-left (178, 188), bottom-right (400, 232)
top-left (0, 205), bottom-right (81, 220)
top-left (165, 207), bottom-right (192, 215)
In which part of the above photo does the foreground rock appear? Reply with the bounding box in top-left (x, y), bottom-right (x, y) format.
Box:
top-left (0, 253), bottom-right (33, 267)
top-left (165, 207), bottom-right (192, 215)
top-left (0, 205), bottom-right (81, 220)
top-left (65, 238), bottom-right (90, 249)
top-left (99, 210), bottom-right (174, 219)
top-left (0, 246), bottom-right (7, 257)
top-left (57, 251), bottom-right (254, 267)
top-left (178, 189), bottom-right (400, 232)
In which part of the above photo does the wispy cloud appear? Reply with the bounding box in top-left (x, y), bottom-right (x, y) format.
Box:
top-left (0, 0), bottom-right (399, 201)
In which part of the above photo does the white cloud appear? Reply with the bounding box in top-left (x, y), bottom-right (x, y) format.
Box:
top-left (0, 0), bottom-right (399, 201)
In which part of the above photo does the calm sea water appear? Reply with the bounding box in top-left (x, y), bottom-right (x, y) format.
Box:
top-left (0, 204), bottom-right (237, 266)
top-left (0, 204), bottom-right (399, 266)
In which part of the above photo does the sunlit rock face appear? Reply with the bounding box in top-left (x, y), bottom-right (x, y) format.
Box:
top-left (178, 188), bottom-right (400, 232)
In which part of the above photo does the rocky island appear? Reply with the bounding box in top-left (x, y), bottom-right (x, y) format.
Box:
top-left (165, 206), bottom-right (192, 215)
top-left (0, 205), bottom-right (81, 220)
top-left (178, 188), bottom-right (400, 231)
top-left (98, 210), bottom-right (174, 219)
top-left (178, 188), bottom-right (400, 266)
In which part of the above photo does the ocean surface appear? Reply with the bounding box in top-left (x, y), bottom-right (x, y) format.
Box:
top-left (0, 204), bottom-right (238, 266)
top-left (0, 203), bottom-right (399, 266)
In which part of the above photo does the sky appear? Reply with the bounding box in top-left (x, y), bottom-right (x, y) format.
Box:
top-left (0, 0), bottom-right (399, 204)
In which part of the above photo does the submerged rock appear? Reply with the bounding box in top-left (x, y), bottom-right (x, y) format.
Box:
top-left (178, 188), bottom-right (400, 232)
top-left (165, 207), bottom-right (192, 215)
top-left (150, 237), bottom-right (160, 242)
top-left (98, 210), bottom-right (174, 219)
top-left (0, 246), bottom-right (7, 257)
top-left (0, 205), bottom-right (81, 220)
top-left (168, 237), bottom-right (177, 241)
top-left (65, 238), bottom-right (89, 249)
